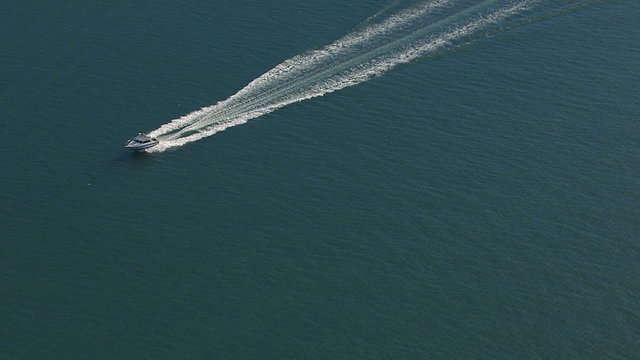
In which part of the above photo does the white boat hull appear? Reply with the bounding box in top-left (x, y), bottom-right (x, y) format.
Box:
top-left (125, 141), bottom-right (159, 150)
top-left (125, 133), bottom-right (159, 151)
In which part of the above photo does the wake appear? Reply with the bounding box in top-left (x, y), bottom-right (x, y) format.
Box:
top-left (147, 0), bottom-right (542, 152)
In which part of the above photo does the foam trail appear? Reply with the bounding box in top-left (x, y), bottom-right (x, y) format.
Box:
top-left (149, 0), bottom-right (454, 138)
top-left (147, 0), bottom-right (541, 152)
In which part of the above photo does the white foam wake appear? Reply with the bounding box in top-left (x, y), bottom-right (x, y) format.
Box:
top-left (147, 0), bottom-right (539, 152)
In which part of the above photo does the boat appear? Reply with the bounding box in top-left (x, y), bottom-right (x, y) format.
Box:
top-left (125, 133), bottom-right (159, 150)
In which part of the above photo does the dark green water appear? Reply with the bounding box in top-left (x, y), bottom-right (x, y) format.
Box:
top-left (2, 1), bottom-right (639, 358)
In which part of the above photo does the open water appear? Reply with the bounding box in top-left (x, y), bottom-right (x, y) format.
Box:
top-left (2, 0), bottom-right (639, 359)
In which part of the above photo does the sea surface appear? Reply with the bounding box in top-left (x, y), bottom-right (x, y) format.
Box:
top-left (2, 0), bottom-right (639, 359)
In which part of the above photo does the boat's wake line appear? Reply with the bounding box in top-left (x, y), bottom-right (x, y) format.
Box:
top-left (146, 0), bottom-right (545, 152)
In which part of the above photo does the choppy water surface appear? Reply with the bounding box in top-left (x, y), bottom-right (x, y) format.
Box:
top-left (1, 0), bottom-right (639, 359)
